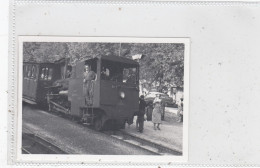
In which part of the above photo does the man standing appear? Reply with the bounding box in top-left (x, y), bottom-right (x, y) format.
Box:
top-left (137, 95), bottom-right (146, 133)
top-left (83, 65), bottom-right (96, 105)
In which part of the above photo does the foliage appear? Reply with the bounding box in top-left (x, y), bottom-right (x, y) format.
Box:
top-left (23, 42), bottom-right (184, 88)
top-left (121, 43), bottom-right (184, 88)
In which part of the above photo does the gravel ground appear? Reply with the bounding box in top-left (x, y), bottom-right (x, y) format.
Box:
top-left (125, 109), bottom-right (183, 152)
top-left (22, 105), bottom-right (153, 155)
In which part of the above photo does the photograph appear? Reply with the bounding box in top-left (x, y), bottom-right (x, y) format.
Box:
top-left (5, 0), bottom-right (260, 166)
top-left (19, 37), bottom-right (189, 162)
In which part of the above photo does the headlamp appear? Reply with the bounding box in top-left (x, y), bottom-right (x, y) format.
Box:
top-left (120, 91), bottom-right (125, 99)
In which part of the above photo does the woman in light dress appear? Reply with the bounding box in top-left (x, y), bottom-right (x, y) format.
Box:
top-left (152, 95), bottom-right (162, 130)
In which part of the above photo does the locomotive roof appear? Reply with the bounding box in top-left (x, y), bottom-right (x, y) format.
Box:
top-left (23, 62), bottom-right (56, 65)
top-left (96, 55), bottom-right (139, 65)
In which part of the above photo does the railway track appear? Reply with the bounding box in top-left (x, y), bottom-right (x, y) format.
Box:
top-left (23, 104), bottom-right (181, 155)
top-left (104, 130), bottom-right (182, 156)
top-left (22, 130), bottom-right (67, 154)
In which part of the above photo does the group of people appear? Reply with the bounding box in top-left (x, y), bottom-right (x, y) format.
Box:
top-left (135, 94), bottom-right (164, 133)
top-left (136, 94), bottom-right (184, 133)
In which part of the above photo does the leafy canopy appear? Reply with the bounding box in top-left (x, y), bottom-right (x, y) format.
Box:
top-left (23, 42), bottom-right (184, 88)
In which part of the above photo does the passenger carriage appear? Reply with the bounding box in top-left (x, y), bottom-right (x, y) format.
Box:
top-left (22, 62), bottom-right (61, 105)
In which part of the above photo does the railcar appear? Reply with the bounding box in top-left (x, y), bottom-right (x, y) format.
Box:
top-left (22, 62), bottom-right (61, 105)
top-left (46, 55), bottom-right (140, 131)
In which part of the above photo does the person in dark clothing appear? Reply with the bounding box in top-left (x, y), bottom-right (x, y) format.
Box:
top-left (145, 102), bottom-right (153, 121)
top-left (137, 95), bottom-right (146, 133)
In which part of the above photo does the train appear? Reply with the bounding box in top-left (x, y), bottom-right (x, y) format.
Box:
top-left (23, 55), bottom-right (140, 131)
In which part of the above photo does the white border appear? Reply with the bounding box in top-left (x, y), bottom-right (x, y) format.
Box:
top-left (16, 36), bottom-right (190, 164)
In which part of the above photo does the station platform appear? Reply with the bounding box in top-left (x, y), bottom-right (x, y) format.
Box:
top-left (123, 108), bottom-right (183, 153)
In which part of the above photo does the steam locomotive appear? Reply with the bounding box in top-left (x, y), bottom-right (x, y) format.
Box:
top-left (23, 55), bottom-right (139, 131)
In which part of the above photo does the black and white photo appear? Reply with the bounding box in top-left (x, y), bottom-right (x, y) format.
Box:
top-left (18, 37), bottom-right (189, 163)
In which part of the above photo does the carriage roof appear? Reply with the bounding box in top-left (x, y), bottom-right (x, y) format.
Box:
top-left (23, 62), bottom-right (56, 65)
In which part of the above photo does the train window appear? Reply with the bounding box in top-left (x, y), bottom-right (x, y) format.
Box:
top-left (31, 65), bottom-right (36, 78)
top-left (66, 66), bottom-right (72, 78)
top-left (101, 61), bottom-right (122, 82)
top-left (44, 68), bottom-right (49, 80)
top-left (85, 60), bottom-right (97, 73)
top-left (25, 65), bottom-right (29, 77)
top-left (101, 67), bottom-right (110, 80)
top-left (27, 65), bottom-right (32, 78)
top-left (48, 68), bottom-right (53, 80)
top-left (123, 67), bottom-right (138, 84)
top-left (60, 65), bottom-right (65, 79)
top-left (40, 68), bottom-right (46, 79)
top-left (101, 60), bottom-right (137, 84)
top-left (83, 60), bottom-right (97, 81)
top-left (40, 67), bottom-right (53, 81)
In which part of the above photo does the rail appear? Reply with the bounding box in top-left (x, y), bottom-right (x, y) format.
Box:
top-left (104, 130), bottom-right (182, 155)
top-left (22, 132), bottom-right (67, 154)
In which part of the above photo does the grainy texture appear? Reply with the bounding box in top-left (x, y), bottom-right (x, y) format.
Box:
top-left (22, 105), bottom-right (153, 155)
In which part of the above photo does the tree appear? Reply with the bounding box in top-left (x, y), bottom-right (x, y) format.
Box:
top-left (120, 43), bottom-right (184, 88)
top-left (23, 42), bottom-right (67, 63)
top-left (23, 42), bottom-right (185, 88)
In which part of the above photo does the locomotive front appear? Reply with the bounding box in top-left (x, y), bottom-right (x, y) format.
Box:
top-left (99, 56), bottom-right (139, 128)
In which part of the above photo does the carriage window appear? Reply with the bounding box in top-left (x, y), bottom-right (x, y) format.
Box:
top-left (25, 65), bottom-right (29, 77)
top-left (44, 68), bottom-right (49, 80)
top-left (40, 67), bottom-right (53, 81)
top-left (40, 68), bottom-right (46, 79)
top-left (27, 65), bottom-right (32, 77)
top-left (31, 65), bottom-right (36, 78)
top-left (48, 68), bottom-right (53, 80)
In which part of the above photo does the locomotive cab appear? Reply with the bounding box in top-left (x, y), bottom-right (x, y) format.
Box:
top-left (68, 56), bottom-right (139, 131)
top-left (99, 58), bottom-right (139, 128)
